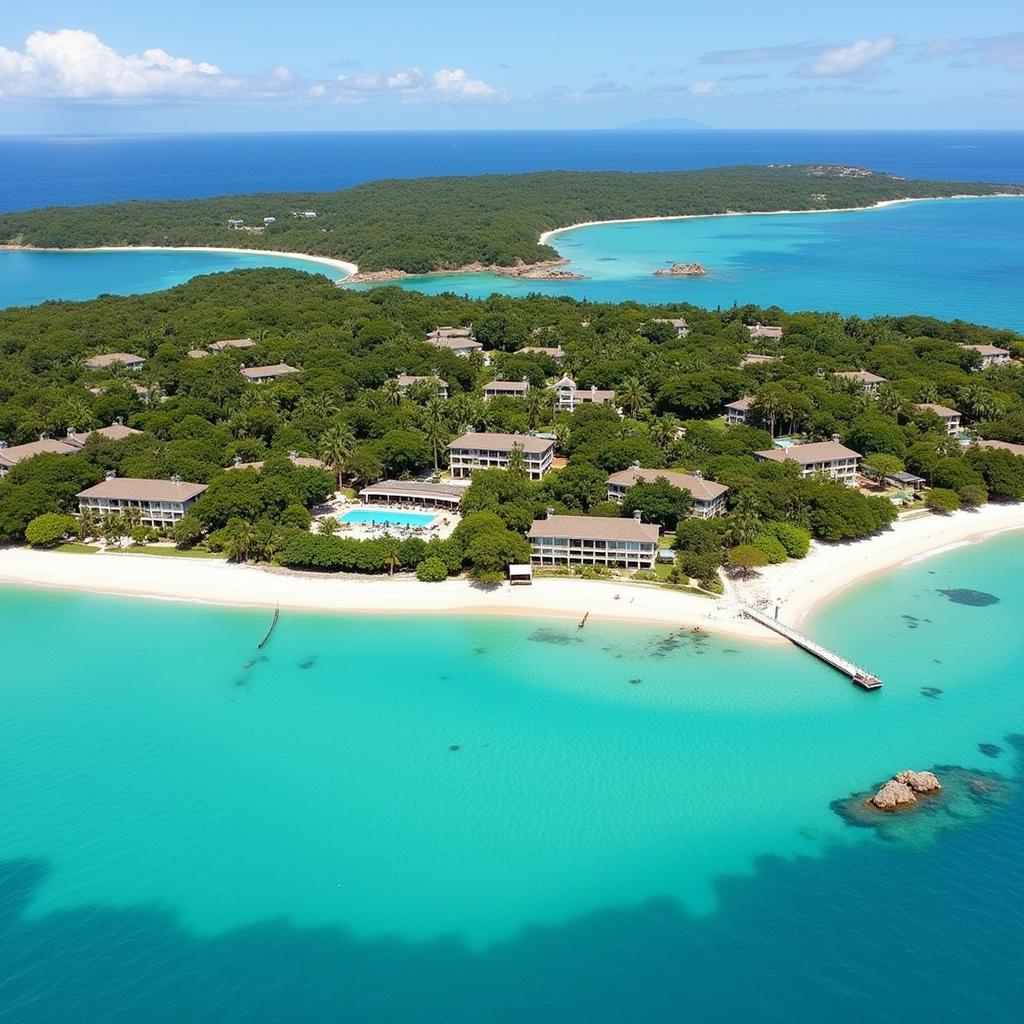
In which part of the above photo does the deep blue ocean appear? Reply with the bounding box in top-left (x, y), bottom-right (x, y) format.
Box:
top-left (1, 130), bottom-right (1023, 211)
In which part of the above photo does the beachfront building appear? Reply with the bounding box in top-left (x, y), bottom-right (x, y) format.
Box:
top-left (0, 437), bottom-right (78, 478)
top-left (227, 219), bottom-right (244, 229)
top-left (396, 374), bottom-right (448, 399)
top-left (740, 353), bottom-right (776, 369)
top-left (519, 346), bottom-right (566, 361)
top-left (447, 431), bottom-right (555, 479)
top-left (651, 318), bottom-right (691, 338)
top-left (528, 511), bottom-right (661, 570)
top-left (552, 376), bottom-right (616, 413)
top-left (65, 423), bottom-right (142, 447)
top-left (241, 363), bottom-right (300, 383)
top-left (725, 396), bottom-right (754, 425)
top-left (426, 328), bottom-right (483, 358)
top-left (755, 438), bottom-right (862, 483)
top-left (977, 438), bottom-right (1024, 457)
top-left (76, 475), bottom-right (208, 527)
top-left (209, 337), bottom-right (256, 353)
top-left (835, 370), bottom-right (887, 394)
top-left (483, 379), bottom-right (529, 401)
top-left (961, 344), bottom-right (1010, 370)
top-left (915, 403), bottom-right (962, 436)
top-left (84, 352), bottom-right (145, 372)
top-left (746, 323), bottom-right (783, 341)
top-left (358, 480), bottom-right (464, 511)
top-left (606, 465), bottom-right (729, 519)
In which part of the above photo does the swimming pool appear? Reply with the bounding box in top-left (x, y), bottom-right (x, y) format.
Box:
top-left (337, 509), bottom-right (438, 529)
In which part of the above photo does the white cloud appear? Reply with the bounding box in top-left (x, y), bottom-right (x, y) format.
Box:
top-left (336, 68), bottom-right (425, 93)
top-left (0, 29), bottom-right (226, 99)
top-left (689, 81), bottom-right (717, 96)
top-left (433, 68), bottom-right (499, 99)
top-left (800, 35), bottom-right (896, 78)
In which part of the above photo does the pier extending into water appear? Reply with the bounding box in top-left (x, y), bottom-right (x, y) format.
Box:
top-left (739, 603), bottom-right (883, 690)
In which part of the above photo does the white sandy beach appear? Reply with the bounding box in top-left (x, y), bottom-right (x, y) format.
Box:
top-left (2, 504), bottom-right (1024, 642)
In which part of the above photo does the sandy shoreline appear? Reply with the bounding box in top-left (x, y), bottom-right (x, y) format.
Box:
top-left (537, 193), bottom-right (1024, 244)
top-left (0, 244), bottom-right (359, 281)
top-left (2, 504), bottom-right (1024, 642)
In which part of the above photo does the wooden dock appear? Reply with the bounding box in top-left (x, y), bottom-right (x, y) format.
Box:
top-left (257, 605), bottom-right (280, 650)
top-left (739, 603), bottom-right (883, 690)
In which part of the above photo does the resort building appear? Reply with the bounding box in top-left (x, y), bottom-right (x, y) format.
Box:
top-left (228, 452), bottom-right (329, 472)
top-left (528, 511), bottom-right (661, 570)
top-left (227, 219), bottom-right (244, 229)
top-left (755, 438), bottom-right (862, 483)
top-left (651, 318), bottom-right (691, 338)
top-left (915, 403), bottom-right (962, 436)
top-left (606, 465), bottom-right (729, 519)
top-left (426, 328), bottom-right (483, 357)
top-left (977, 438), bottom-right (1024, 457)
top-left (263, 216), bottom-right (276, 226)
top-left (746, 323), bottom-right (783, 341)
top-left (835, 370), bottom-right (887, 394)
top-left (551, 376), bottom-right (616, 413)
top-left (0, 437), bottom-right (78, 477)
top-left (186, 349), bottom-right (209, 359)
top-left (519, 346), bottom-right (566, 361)
top-left (960, 344), bottom-right (1010, 370)
top-left (241, 363), bottom-right (300, 383)
top-left (396, 375), bottom-right (449, 399)
top-left (209, 337), bottom-right (256, 353)
top-left (84, 352), bottom-right (145, 372)
top-left (448, 431), bottom-right (555, 479)
top-left (740, 353), bottom-right (776, 369)
top-left (483, 379), bottom-right (529, 400)
top-left (725, 396), bottom-right (754, 425)
top-left (76, 475), bottom-right (208, 527)
top-left (65, 423), bottom-right (142, 447)
top-left (358, 480), bottom-right (464, 511)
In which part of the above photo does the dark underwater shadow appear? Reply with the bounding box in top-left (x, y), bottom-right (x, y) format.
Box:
top-left (2, 746), bottom-right (1022, 1023)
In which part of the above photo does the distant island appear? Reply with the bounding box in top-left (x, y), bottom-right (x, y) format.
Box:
top-left (653, 262), bottom-right (708, 277)
top-left (0, 165), bottom-right (1019, 277)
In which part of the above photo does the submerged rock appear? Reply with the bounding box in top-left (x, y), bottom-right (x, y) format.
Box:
top-left (653, 262), bottom-right (708, 277)
top-left (895, 770), bottom-right (942, 794)
top-left (871, 780), bottom-right (917, 810)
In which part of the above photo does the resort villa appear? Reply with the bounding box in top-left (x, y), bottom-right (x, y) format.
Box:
top-left (241, 363), bottom-right (300, 383)
top-left (358, 480), bottom-right (465, 511)
top-left (64, 423), bottom-right (142, 447)
top-left (746, 324), bottom-right (784, 341)
top-left (977, 438), bottom-right (1024, 457)
top-left (606, 465), bottom-right (729, 519)
top-left (396, 375), bottom-right (449, 398)
top-left (228, 452), bottom-right (329, 471)
top-left (520, 346), bottom-right (566, 361)
top-left (76, 475), bottom-right (208, 527)
top-left (483, 379), bottom-right (529, 400)
top-left (915, 403), bottom-right (962, 436)
top-left (186, 349), bottom-right (209, 359)
top-left (209, 338), bottom-right (256, 353)
top-left (740, 354), bottom-right (776, 369)
top-left (961, 343), bottom-right (1010, 370)
top-left (755, 438), bottom-right (862, 483)
top-left (84, 352), bottom-right (145, 372)
top-left (448, 431), bottom-right (555, 479)
top-left (0, 437), bottom-right (78, 477)
top-left (651, 318), bottom-right (691, 338)
top-left (836, 370), bottom-right (887, 394)
top-left (552, 376), bottom-right (616, 413)
top-left (426, 328), bottom-right (483, 357)
top-left (528, 511), bottom-right (661, 570)
top-left (725, 396), bottom-right (754, 425)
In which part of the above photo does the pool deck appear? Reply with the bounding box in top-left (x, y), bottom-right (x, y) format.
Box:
top-left (316, 501), bottom-right (459, 541)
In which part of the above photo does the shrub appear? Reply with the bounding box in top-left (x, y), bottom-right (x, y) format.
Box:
top-left (416, 556), bottom-right (448, 582)
top-left (752, 532), bottom-right (788, 564)
top-left (728, 544), bottom-right (769, 574)
top-left (957, 484), bottom-right (988, 508)
top-left (631, 568), bottom-right (658, 581)
top-left (765, 520), bottom-right (810, 558)
top-left (925, 488), bottom-right (961, 514)
top-left (279, 503), bottom-right (312, 530)
top-left (25, 512), bottom-right (77, 548)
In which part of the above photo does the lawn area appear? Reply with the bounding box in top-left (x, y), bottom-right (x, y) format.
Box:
top-left (106, 546), bottom-right (226, 560)
top-left (52, 542), bottom-right (99, 554)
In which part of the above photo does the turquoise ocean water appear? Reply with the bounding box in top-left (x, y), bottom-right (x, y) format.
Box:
top-left (372, 197), bottom-right (1024, 329)
top-left (1, 533), bottom-right (1023, 1020)
top-left (0, 249), bottom-right (342, 308)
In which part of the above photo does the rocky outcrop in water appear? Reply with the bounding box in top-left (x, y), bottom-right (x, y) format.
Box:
top-left (895, 770), bottom-right (942, 794)
top-left (871, 779), bottom-right (918, 810)
top-left (653, 262), bottom-right (707, 277)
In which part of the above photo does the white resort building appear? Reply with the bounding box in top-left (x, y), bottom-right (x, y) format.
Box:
top-left (651, 318), bottom-right (691, 338)
top-left (209, 338), bottom-right (256, 353)
top-left (605, 465), bottom-right (729, 519)
top-left (426, 328), bottom-right (483, 357)
top-left (960, 344), bottom-right (1010, 370)
top-left (84, 352), bottom-right (145, 372)
top-left (746, 323), bottom-right (783, 341)
top-left (915, 403), bottom-right (962, 436)
top-left (447, 432), bottom-right (555, 479)
top-left (519, 346), bottom-right (566, 361)
top-left (755, 438), bottom-right (862, 483)
top-left (0, 437), bottom-right (79, 477)
top-left (725, 396), bottom-right (754, 425)
top-left (551, 376), bottom-right (616, 413)
top-left (528, 511), bottom-right (661, 570)
top-left (358, 480), bottom-right (464, 511)
top-left (64, 423), bottom-right (142, 447)
top-left (740, 353), bottom-right (776, 369)
top-left (241, 363), bottom-right (300, 383)
top-left (482, 379), bottom-right (529, 400)
top-left (76, 475), bottom-right (208, 527)
top-left (977, 439), bottom-right (1024, 457)
top-left (396, 375), bottom-right (449, 399)
top-left (835, 370), bottom-right (887, 394)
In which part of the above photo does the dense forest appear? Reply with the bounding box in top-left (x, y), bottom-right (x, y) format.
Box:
top-left (1, 165), bottom-right (1020, 273)
top-left (1, 268), bottom-right (1023, 583)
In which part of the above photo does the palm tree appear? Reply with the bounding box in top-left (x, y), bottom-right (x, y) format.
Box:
top-left (875, 384), bottom-right (906, 419)
top-left (319, 423), bottom-right (356, 487)
top-left (650, 415), bottom-right (681, 453)
top-left (422, 395), bottom-right (448, 471)
top-left (506, 443), bottom-right (527, 479)
top-left (78, 509), bottom-right (99, 542)
top-left (317, 516), bottom-right (340, 536)
top-left (753, 385), bottom-right (785, 438)
top-left (916, 382), bottom-right (942, 405)
top-left (619, 375), bottom-right (648, 419)
top-left (301, 393), bottom-right (339, 420)
top-left (523, 387), bottom-right (553, 431)
top-left (223, 521), bottom-right (255, 563)
top-left (380, 378), bottom-right (403, 407)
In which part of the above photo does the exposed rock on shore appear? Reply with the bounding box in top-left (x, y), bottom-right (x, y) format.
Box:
top-left (653, 262), bottom-right (707, 277)
top-left (344, 259), bottom-right (584, 285)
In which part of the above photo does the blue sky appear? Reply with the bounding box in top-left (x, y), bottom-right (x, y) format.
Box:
top-left (0, 1), bottom-right (1022, 132)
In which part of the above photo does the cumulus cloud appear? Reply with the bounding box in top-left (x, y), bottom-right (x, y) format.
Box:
top-left (0, 29), bottom-right (226, 99)
top-left (799, 35), bottom-right (896, 78)
top-left (433, 68), bottom-right (498, 99)
top-left (689, 81), bottom-right (717, 96)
